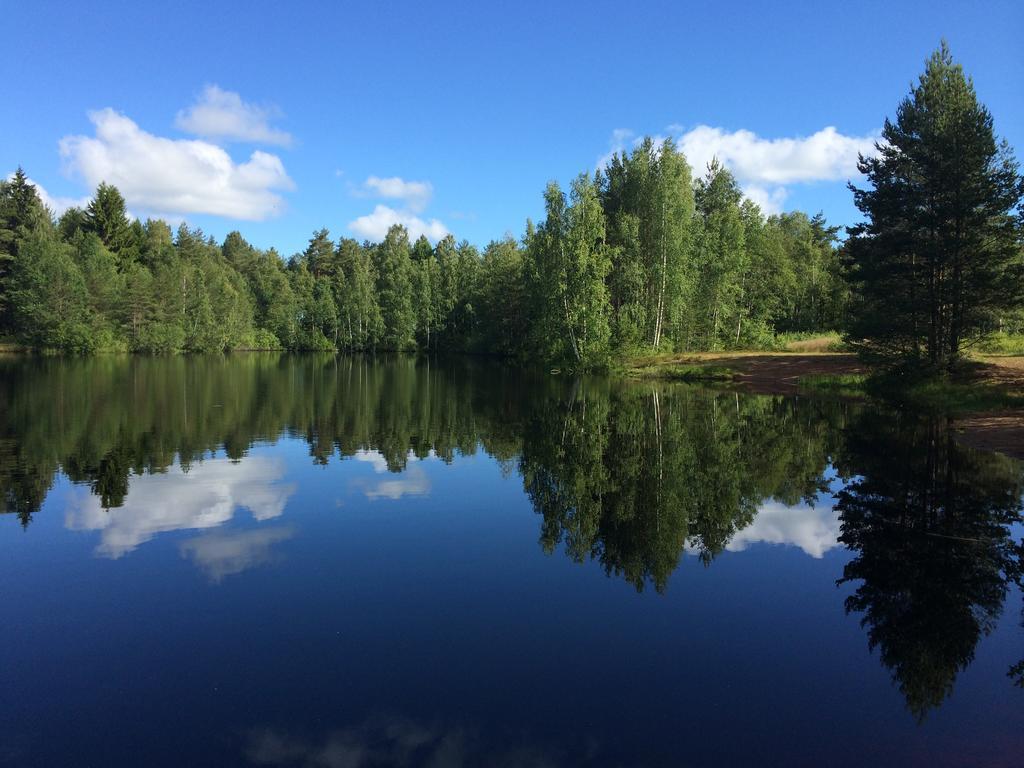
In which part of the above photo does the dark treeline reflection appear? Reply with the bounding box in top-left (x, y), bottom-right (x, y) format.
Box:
top-left (834, 409), bottom-right (1024, 718)
top-left (0, 354), bottom-right (846, 573)
top-left (1, 355), bottom-right (1022, 716)
top-left (0, 354), bottom-right (519, 520)
top-left (519, 377), bottom-right (844, 591)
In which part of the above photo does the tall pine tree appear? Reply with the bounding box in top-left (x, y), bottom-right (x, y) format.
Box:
top-left (845, 42), bottom-right (1023, 369)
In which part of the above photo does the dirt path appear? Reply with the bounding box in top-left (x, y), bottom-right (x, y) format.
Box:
top-left (714, 353), bottom-right (867, 394)
top-left (976, 355), bottom-right (1024, 388)
top-left (631, 351), bottom-right (868, 394)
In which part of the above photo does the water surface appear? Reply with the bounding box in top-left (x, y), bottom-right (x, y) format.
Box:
top-left (1, 355), bottom-right (1022, 767)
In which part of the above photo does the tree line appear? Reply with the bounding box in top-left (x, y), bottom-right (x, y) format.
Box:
top-left (0, 160), bottom-right (843, 362)
top-left (1, 44), bottom-right (1018, 368)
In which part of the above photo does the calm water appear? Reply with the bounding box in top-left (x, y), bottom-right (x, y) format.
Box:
top-left (1, 355), bottom-right (1022, 767)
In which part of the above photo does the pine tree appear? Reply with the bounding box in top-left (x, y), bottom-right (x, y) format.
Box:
top-left (303, 228), bottom-right (335, 278)
top-left (223, 231), bottom-right (259, 275)
top-left (85, 183), bottom-right (132, 262)
top-left (845, 42), bottom-right (1023, 369)
top-left (0, 168), bottom-right (50, 335)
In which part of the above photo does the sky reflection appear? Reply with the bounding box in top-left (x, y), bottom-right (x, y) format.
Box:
top-left (64, 456), bottom-right (295, 558)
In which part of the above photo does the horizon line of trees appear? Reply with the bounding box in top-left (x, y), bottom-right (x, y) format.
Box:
top-left (2, 43), bottom-right (1019, 368)
top-left (0, 150), bottom-right (845, 363)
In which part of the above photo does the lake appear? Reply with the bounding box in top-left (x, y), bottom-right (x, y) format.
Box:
top-left (1, 355), bottom-right (1022, 767)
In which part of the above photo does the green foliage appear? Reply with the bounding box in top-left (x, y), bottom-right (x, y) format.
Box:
top-left (475, 236), bottom-right (526, 355)
top-left (248, 327), bottom-right (283, 350)
top-left (8, 229), bottom-right (95, 352)
top-left (690, 159), bottom-right (747, 349)
top-left (410, 234), bottom-right (438, 349)
top-left (374, 225), bottom-right (416, 350)
top-left (845, 42), bottom-right (1024, 370)
top-left (85, 182), bottom-right (135, 264)
top-left (975, 332), bottom-right (1024, 356)
top-left (120, 263), bottom-right (184, 352)
top-left (336, 237), bottom-right (382, 350)
top-left (601, 138), bottom-right (695, 351)
top-left (524, 176), bottom-right (612, 366)
top-left (302, 228), bottom-right (336, 278)
top-left (6, 46), bottom-right (1014, 367)
top-left (0, 168), bottom-right (50, 335)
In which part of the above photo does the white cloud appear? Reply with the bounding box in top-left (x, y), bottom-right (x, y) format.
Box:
top-left (59, 108), bottom-right (294, 220)
top-left (348, 174), bottom-right (448, 242)
top-left (175, 85), bottom-right (292, 146)
top-left (724, 500), bottom-right (841, 558)
top-left (739, 184), bottom-right (789, 215)
top-left (65, 456), bottom-right (296, 558)
top-left (180, 527), bottom-right (294, 582)
top-left (678, 125), bottom-right (876, 185)
top-left (599, 124), bottom-right (877, 214)
top-left (6, 173), bottom-right (89, 216)
top-left (348, 204), bottom-right (449, 243)
top-left (358, 176), bottom-right (433, 212)
top-left (595, 128), bottom-right (636, 171)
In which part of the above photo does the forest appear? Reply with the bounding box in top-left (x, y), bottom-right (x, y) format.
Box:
top-left (0, 154), bottom-right (843, 363)
top-left (0, 44), bottom-right (1019, 368)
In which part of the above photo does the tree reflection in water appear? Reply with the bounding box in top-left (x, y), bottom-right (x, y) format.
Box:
top-left (1, 354), bottom-right (1021, 716)
top-left (835, 409), bottom-right (1023, 718)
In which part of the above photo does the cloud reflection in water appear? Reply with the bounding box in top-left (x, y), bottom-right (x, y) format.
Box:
top-left (65, 457), bottom-right (296, 558)
top-left (725, 500), bottom-right (841, 558)
top-left (246, 714), bottom-right (596, 767)
top-left (180, 527), bottom-right (294, 582)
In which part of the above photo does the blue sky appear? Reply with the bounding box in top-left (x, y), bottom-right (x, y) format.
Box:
top-left (3, 0), bottom-right (1021, 256)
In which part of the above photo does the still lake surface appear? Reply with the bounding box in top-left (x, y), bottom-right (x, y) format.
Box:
top-left (1, 355), bottom-right (1022, 767)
